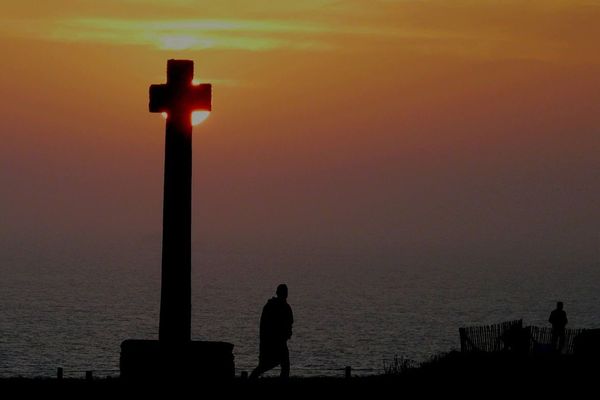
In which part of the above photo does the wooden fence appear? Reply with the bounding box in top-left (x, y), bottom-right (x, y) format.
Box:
top-left (459, 320), bottom-right (523, 353)
top-left (526, 326), bottom-right (585, 355)
top-left (460, 321), bottom-right (593, 355)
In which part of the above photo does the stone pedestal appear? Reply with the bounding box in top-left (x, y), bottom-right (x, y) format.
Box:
top-left (120, 339), bottom-right (234, 381)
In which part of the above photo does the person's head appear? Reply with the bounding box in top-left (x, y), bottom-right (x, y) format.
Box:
top-left (276, 284), bottom-right (288, 300)
top-left (557, 301), bottom-right (564, 310)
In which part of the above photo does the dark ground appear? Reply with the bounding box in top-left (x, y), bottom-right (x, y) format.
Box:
top-left (1, 352), bottom-right (597, 398)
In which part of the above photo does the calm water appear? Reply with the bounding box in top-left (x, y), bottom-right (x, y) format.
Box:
top-left (1, 241), bottom-right (599, 378)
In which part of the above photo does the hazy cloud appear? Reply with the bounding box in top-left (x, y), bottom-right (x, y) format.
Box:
top-left (1, 1), bottom-right (598, 59)
top-left (0, 16), bottom-right (441, 52)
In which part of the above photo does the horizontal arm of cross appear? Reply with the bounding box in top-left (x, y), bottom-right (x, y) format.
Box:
top-left (149, 83), bottom-right (212, 114)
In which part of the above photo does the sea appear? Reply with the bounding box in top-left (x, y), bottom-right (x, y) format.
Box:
top-left (1, 240), bottom-right (599, 378)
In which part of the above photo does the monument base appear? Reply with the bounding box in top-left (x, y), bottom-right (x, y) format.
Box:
top-left (120, 339), bottom-right (234, 381)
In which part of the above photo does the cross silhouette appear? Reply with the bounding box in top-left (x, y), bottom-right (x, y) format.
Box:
top-left (150, 59), bottom-right (211, 122)
top-left (149, 60), bottom-right (211, 343)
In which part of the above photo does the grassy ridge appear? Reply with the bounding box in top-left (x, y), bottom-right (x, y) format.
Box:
top-left (1, 352), bottom-right (597, 397)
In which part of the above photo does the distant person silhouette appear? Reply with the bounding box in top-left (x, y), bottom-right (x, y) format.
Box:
top-left (250, 284), bottom-right (294, 379)
top-left (549, 301), bottom-right (568, 353)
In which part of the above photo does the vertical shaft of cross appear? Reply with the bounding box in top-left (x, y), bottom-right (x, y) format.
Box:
top-left (149, 59), bottom-right (211, 344)
top-left (122, 61), bottom-right (227, 381)
top-left (159, 109), bottom-right (192, 343)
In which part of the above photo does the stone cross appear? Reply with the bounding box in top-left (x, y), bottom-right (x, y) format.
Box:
top-left (149, 59), bottom-right (211, 343)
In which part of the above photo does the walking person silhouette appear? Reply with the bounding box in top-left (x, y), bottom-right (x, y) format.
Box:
top-left (549, 301), bottom-right (568, 353)
top-left (250, 284), bottom-right (294, 379)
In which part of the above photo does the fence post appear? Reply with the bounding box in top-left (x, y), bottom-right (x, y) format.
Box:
top-left (85, 371), bottom-right (93, 381)
top-left (345, 366), bottom-right (352, 379)
top-left (57, 367), bottom-right (63, 380)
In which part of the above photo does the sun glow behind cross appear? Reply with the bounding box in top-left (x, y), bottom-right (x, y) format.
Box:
top-left (190, 79), bottom-right (210, 125)
top-left (191, 111), bottom-right (210, 125)
top-left (161, 111), bottom-right (210, 126)
top-left (157, 76), bottom-right (210, 126)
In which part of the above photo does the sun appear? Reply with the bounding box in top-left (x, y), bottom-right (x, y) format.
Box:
top-left (192, 111), bottom-right (210, 126)
top-left (161, 111), bottom-right (210, 126)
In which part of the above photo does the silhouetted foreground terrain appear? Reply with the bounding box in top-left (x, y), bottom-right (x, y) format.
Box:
top-left (1, 352), bottom-right (597, 398)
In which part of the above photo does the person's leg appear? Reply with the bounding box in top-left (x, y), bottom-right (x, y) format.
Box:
top-left (250, 359), bottom-right (278, 380)
top-left (558, 331), bottom-right (566, 353)
top-left (551, 330), bottom-right (559, 352)
top-left (280, 345), bottom-right (290, 379)
top-left (249, 365), bottom-right (261, 380)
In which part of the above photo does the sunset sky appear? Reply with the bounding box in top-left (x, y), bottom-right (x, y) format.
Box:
top-left (1, 0), bottom-right (599, 271)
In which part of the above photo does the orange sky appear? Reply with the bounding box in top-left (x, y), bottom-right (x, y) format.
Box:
top-left (1, 1), bottom-right (599, 268)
